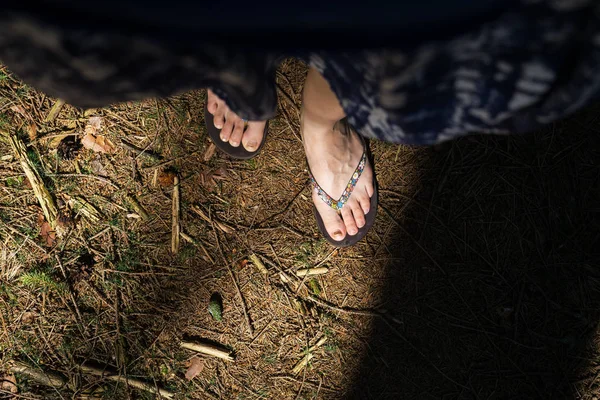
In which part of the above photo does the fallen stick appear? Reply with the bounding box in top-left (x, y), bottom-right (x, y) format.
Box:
top-left (120, 139), bottom-right (162, 161)
top-left (180, 340), bottom-right (235, 362)
top-left (10, 361), bottom-right (66, 389)
top-left (291, 336), bottom-right (327, 375)
top-left (8, 133), bottom-right (59, 228)
top-left (190, 205), bottom-right (234, 234)
top-left (210, 224), bottom-right (253, 335)
top-left (123, 194), bottom-right (149, 220)
top-left (69, 195), bottom-right (103, 222)
top-left (227, 263), bottom-right (254, 336)
top-left (171, 175), bottom-right (180, 254)
top-left (81, 363), bottom-right (174, 399)
top-left (296, 267), bottom-right (329, 277)
top-left (180, 231), bottom-right (215, 264)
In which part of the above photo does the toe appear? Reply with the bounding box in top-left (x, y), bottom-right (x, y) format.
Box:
top-left (313, 191), bottom-right (346, 241)
top-left (242, 121), bottom-right (265, 152)
top-left (364, 176), bottom-right (375, 199)
top-left (207, 90), bottom-right (219, 114)
top-left (229, 119), bottom-right (244, 147)
top-left (214, 107), bottom-right (226, 131)
top-left (351, 202), bottom-right (366, 228)
top-left (341, 206), bottom-right (359, 236)
top-left (357, 193), bottom-right (371, 215)
top-left (220, 114), bottom-right (235, 142)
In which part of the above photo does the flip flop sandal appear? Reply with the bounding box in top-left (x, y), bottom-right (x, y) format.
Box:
top-left (204, 101), bottom-right (269, 160)
top-left (308, 123), bottom-right (378, 248)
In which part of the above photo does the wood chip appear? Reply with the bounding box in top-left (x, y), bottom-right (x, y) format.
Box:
top-left (44, 99), bottom-right (65, 123)
top-left (203, 143), bottom-right (217, 162)
top-left (249, 253), bottom-right (268, 274)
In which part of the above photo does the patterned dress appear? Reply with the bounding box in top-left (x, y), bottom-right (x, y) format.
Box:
top-left (1, 0), bottom-right (599, 145)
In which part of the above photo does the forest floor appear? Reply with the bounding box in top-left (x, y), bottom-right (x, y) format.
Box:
top-left (0, 59), bottom-right (599, 399)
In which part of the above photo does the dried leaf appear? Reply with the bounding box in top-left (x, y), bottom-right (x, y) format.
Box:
top-left (184, 356), bottom-right (205, 381)
top-left (199, 167), bottom-right (228, 192)
top-left (157, 170), bottom-right (176, 188)
top-left (81, 116), bottom-right (115, 153)
top-left (0, 373), bottom-right (17, 394)
top-left (82, 134), bottom-right (116, 154)
top-left (85, 116), bottom-right (103, 136)
top-left (90, 157), bottom-right (108, 176)
top-left (40, 220), bottom-right (56, 247)
top-left (28, 122), bottom-right (37, 141)
top-left (212, 167), bottom-right (228, 181)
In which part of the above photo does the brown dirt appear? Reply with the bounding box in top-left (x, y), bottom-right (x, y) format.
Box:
top-left (0, 59), bottom-right (599, 399)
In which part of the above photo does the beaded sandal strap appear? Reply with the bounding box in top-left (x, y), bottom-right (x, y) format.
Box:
top-left (309, 151), bottom-right (367, 212)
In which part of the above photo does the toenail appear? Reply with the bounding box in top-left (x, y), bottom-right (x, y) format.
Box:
top-left (231, 141), bottom-right (239, 146)
top-left (246, 141), bottom-right (257, 151)
top-left (332, 230), bottom-right (344, 240)
top-left (220, 136), bottom-right (227, 142)
top-left (216, 124), bottom-right (223, 129)
top-left (348, 228), bottom-right (357, 235)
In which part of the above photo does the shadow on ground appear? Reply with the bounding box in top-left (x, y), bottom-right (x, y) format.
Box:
top-left (347, 106), bottom-right (600, 399)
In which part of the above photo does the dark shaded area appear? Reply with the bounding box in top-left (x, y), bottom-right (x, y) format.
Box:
top-left (349, 106), bottom-right (600, 399)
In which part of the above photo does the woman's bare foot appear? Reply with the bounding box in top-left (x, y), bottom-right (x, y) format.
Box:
top-left (206, 89), bottom-right (266, 152)
top-left (301, 67), bottom-right (375, 243)
top-left (303, 116), bottom-right (375, 242)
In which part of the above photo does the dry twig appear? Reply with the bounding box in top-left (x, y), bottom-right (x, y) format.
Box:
top-left (81, 363), bottom-right (175, 399)
top-left (44, 99), bottom-right (65, 123)
top-left (10, 361), bottom-right (66, 389)
top-left (171, 174), bottom-right (180, 254)
top-left (180, 340), bottom-right (235, 362)
top-left (291, 336), bottom-right (327, 375)
top-left (123, 194), bottom-right (149, 220)
top-left (7, 133), bottom-right (59, 228)
top-left (296, 267), bottom-right (329, 277)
